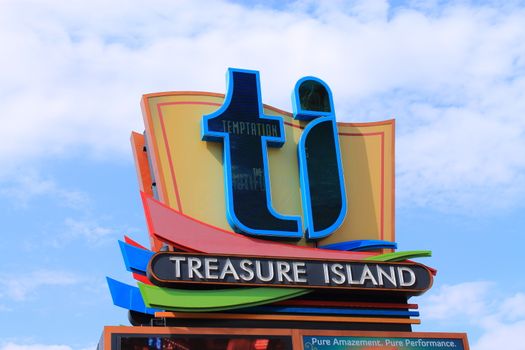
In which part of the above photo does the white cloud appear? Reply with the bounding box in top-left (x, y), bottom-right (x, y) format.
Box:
top-left (0, 0), bottom-right (524, 212)
top-left (422, 281), bottom-right (494, 320)
top-left (499, 293), bottom-right (525, 321)
top-left (475, 320), bottom-right (525, 350)
top-left (0, 270), bottom-right (79, 301)
top-left (0, 344), bottom-right (94, 350)
top-left (0, 170), bottom-right (89, 209)
top-left (0, 304), bottom-right (13, 312)
top-left (420, 282), bottom-right (525, 350)
top-left (61, 218), bottom-right (117, 245)
top-left (0, 345), bottom-right (72, 350)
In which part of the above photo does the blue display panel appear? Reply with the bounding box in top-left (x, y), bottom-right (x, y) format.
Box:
top-left (303, 335), bottom-right (466, 350)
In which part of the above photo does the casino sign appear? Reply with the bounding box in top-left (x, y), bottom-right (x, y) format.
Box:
top-left (100, 68), bottom-right (469, 350)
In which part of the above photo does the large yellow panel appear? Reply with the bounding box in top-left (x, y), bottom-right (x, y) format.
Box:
top-left (139, 92), bottom-right (394, 247)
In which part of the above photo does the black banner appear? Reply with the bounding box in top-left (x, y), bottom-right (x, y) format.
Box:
top-left (147, 252), bottom-right (433, 295)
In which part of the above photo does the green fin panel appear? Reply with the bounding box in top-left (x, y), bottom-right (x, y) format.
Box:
top-left (138, 283), bottom-right (310, 312)
top-left (364, 250), bottom-right (432, 262)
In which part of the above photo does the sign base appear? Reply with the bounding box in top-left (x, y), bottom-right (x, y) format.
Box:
top-left (98, 326), bottom-right (469, 350)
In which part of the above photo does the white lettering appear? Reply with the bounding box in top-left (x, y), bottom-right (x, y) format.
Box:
top-left (345, 264), bottom-right (360, 284)
top-left (255, 260), bottom-right (274, 282)
top-left (168, 256), bottom-right (186, 278)
top-left (204, 258), bottom-right (219, 279)
top-left (398, 267), bottom-right (416, 287)
top-left (188, 257), bottom-right (203, 279)
top-left (276, 261), bottom-right (293, 282)
top-left (359, 265), bottom-right (378, 285)
top-left (331, 263), bottom-right (346, 284)
top-left (239, 259), bottom-right (255, 281)
top-left (377, 265), bottom-right (397, 287)
top-left (293, 262), bottom-right (307, 283)
top-left (323, 263), bottom-right (330, 283)
top-left (219, 258), bottom-right (240, 280)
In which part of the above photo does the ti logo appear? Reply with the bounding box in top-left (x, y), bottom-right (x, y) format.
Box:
top-left (202, 68), bottom-right (346, 240)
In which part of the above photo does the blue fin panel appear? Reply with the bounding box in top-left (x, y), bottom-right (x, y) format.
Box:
top-left (119, 240), bottom-right (154, 275)
top-left (319, 240), bottom-right (397, 251)
top-left (106, 277), bottom-right (160, 315)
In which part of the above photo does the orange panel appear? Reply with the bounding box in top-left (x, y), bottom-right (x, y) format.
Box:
top-left (130, 131), bottom-right (163, 251)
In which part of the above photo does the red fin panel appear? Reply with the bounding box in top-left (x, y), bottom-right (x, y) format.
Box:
top-left (141, 192), bottom-right (376, 261)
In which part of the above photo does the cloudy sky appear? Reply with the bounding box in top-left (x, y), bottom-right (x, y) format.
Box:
top-left (1, 0), bottom-right (524, 349)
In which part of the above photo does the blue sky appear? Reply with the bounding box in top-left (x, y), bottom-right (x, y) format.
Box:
top-left (1, 0), bottom-right (525, 349)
